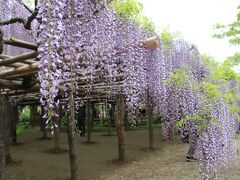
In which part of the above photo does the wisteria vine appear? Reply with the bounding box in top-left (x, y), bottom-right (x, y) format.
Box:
top-left (1, 0), bottom-right (239, 179)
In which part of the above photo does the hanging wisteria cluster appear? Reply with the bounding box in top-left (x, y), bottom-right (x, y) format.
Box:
top-left (1, 0), bottom-right (239, 179)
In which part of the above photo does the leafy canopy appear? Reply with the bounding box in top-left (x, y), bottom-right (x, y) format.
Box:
top-left (213, 4), bottom-right (240, 45)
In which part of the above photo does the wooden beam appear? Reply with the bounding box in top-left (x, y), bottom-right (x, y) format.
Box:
top-left (0, 79), bottom-right (21, 87)
top-left (4, 38), bottom-right (38, 51)
top-left (142, 36), bottom-right (160, 49)
top-left (0, 63), bottom-right (38, 78)
top-left (0, 52), bottom-right (38, 67)
top-left (0, 55), bottom-right (26, 68)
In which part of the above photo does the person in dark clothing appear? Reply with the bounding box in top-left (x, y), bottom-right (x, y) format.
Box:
top-left (77, 105), bottom-right (86, 136)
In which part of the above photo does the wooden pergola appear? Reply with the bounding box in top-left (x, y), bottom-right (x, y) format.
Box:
top-left (0, 36), bottom-right (159, 179)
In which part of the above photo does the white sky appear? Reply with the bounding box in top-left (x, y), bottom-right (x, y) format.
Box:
top-left (140, 0), bottom-right (239, 61)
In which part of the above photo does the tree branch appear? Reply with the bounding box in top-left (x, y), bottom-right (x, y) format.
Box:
top-left (0, 30), bottom-right (3, 54)
top-left (25, 8), bottom-right (39, 30)
top-left (0, 0), bottom-right (39, 30)
top-left (17, 0), bottom-right (34, 14)
top-left (0, 17), bottom-right (26, 26)
top-left (35, 0), bottom-right (38, 7)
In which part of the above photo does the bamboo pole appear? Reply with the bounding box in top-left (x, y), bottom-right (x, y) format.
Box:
top-left (4, 38), bottom-right (38, 51)
top-left (0, 54), bottom-right (36, 66)
top-left (0, 62), bottom-right (38, 78)
top-left (0, 52), bottom-right (38, 67)
top-left (0, 79), bottom-right (22, 88)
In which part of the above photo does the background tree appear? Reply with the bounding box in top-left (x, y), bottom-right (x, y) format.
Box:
top-left (213, 4), bottom-right (240, 45)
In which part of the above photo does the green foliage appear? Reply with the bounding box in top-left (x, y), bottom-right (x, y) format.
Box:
top-left (165, 69), bottom-right (189, 86)
top-left (17, 124), bottom-right (30, 135)
top-left (113, 0), bottom-right (155, 32)
top-left (19, 106), bottom-right (30, 122)
top-left (202, 54), bottom-right (218, 67)
top-left (160, 27), bottom-right (181, 42)
top-left (159, 27), bottom-right (182, 52)
top-left (17, 106), bottom-right (31, 135)
top-left (222, 52), bottom-right (240, 68)
top-left (114, 0), bottom-right (143, 18)
top-left (213, 4), bottom-right (240, 45)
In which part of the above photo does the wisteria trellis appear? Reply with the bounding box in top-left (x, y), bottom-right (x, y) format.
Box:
top-left (0, 0), bottom-right (239, 179)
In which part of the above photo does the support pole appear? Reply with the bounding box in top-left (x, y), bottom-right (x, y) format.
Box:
top-left (10, 100), bottom-right (18, 144)
top-left (147, 93), bottom-right (154, 150)
top-left (67, 92), bottom-right (79, 180)
top-left (0, 96), bottom-right (5, 180)
top-left (40, 106), bottom-right (48, 138)
top-left (116, 94), bottom-right (126, 161)
top-left (30, 105), bottom-right (37, 127)
top-left (53, 113), bottom-right (60, 152)
top-left (2, 97), bottom-right (12, 163)
top-left (86, 100), bottom-right (92, 143)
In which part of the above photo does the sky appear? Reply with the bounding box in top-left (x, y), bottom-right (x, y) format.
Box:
top-left (140, 0), bottom-right (239, 61)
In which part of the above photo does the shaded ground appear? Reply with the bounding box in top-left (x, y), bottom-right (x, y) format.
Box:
top-left (6, 128), bottom-right (240, 180)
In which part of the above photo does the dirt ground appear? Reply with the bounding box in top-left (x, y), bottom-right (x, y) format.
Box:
top-left (5, 128), bottom-right (240, 180)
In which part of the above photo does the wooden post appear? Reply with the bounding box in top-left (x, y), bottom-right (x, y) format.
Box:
top-left (116, 94), bottom-right (126, 161)
top-left (30, 105), bottom-right (36, 127)
top-left (0, 141), bottom-right (4, 180)
top-left (0, 95), bottom-right (5, 180)
top-left (67, 93), bottom-right (79, 180)
top-left (107, 103), bottom-right (112, 136)
top-left (4, 98), bottom-right (12, 163)
top-left (53, 113), bottom-right (60, 152)
top-left (86, 100), bottom-right (92, 143)
top-left (10, 100), bottom-right (18, 144)
top-left (147, 94), bottom-right (154, 149)
top-left (40, 106), bottom-right (48, 138)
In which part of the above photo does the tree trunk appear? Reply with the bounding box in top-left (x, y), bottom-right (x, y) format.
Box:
top-left (86, 100), bottom-right (92, 143)
top-left (116, 94), bottom-right (126, 161)
top-left (67, 94), bottom-right (79, 180)
top-left (147, 94), bottom-right (154, 149)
